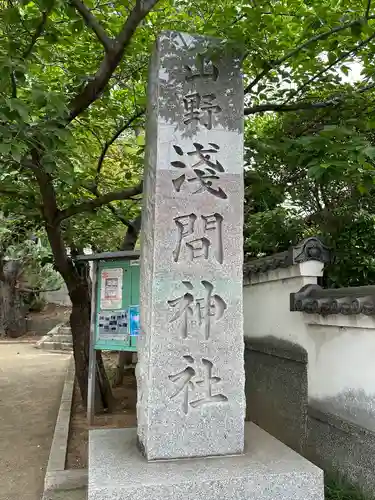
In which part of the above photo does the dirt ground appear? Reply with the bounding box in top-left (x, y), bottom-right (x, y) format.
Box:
top-left (0, 343), bottom-right (71, 500)
top-left (27, 302), bottom-right (70, 324)
top-left (67, 352), bottom-right (137, 469)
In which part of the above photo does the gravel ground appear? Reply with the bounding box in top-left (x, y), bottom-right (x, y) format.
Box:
top-left (0, 343), bottom-right (70, 500)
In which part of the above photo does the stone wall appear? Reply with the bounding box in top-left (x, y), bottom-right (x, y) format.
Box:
top-left (243, 240), bottom-right (375, 428)
top-left (243, 334), bottom-right (375, 498)
top-left (244, 336), bottom-right (308, 454)
top-left (306, 400), bottom-right (375, 499)
top-left (243, 259), bottom-right (324, 396)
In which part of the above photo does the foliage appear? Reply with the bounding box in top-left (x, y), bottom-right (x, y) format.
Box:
top-left (3, 0), bottom-right (375, 398)
top-left (0, 216), bottom-right (63, 295)
top-left (244, 207), bottom-right (305, 258)
top-left (325, 475), bottom-right (368, 500)
top-left (244, 86), bottom-right (375, 287)
top-left (8, 240), bottom-right (63, 292)
top-left (322, 209), bottom-right (375, 288)
top-left (2, 0), bottom-right (375, 246)
top-left (0, 0), bottom-right (375, 236)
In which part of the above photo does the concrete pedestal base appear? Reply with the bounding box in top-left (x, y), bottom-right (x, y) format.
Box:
top-left (88, 423), bottom-right (324, 500)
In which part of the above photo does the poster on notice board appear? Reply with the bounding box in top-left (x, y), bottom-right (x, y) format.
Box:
top-left (128, 305), bottom-right (140, 336)
top-left (97, 309), bottom-right (129, 341)
top-left (100, 268), bottom-right (123, 310)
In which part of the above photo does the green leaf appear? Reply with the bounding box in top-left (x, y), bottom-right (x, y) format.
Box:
top-left (0, 143), bottom-right (11, 155)
top-left (11, 150), bottom-right (21, 162)
top-left (363, 147), bottom-right (375, 160)
top-left (136, 134), bottom-right (145, 146)
top-left (351, 22), bottom-right (363, 38)
top-left (328, 52), bottom-right (337, 65)
top-left (8, 99), bottom-right (29, 121)
top-left (3, 7), bottom-right (20, 24)
top-left (341, 65), bottom-right (349, 76)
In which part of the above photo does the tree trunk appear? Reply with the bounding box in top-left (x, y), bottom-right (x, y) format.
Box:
top-left (96, 349), bottom-right (115, 411)
top-left (69, 275), bottom-right (115, 412)
top-left (30, 153), bottom-right (114, 411)
top-left (113, 351), bottom-right (134, 387)
top-left (42, 219), bottom-right (114, 411)
top-left (0, 261), bottom-right (27, 338)
top-left (120, 214), bottom-right (141, 251)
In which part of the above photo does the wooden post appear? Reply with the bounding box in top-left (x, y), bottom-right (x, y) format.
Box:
top-left (87, 261), bottom-right (98, 426)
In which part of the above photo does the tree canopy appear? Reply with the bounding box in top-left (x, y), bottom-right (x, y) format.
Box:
top-left (3, 0), bottom-right (375, 400)
top-left (2, 0), bottom-right (375, 256)
top-left (244, 86), bottom-right (375, 286)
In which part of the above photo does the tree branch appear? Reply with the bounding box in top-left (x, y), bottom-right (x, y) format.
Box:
top-left (120, 213), bottom-right (142, 250)
top-left (244, 82), bottom-right (375, 115)
top-left (0, 189), bottom-right (18, 197)
top-left (23, 5), bottom-right (53, 59)
top-left (70, 0), bottom-right (113, 52)
top-left (74, 118), bottom-right (103, 147)
top-left (68, 0), bottom-right (160, 122)
top-left (0, 186), bottom-right (24, 197)
top-left (244, 100), bottom-right (339, 115)
top-left (286, 32), bottom-right (375, 102)
top-left (106, 202), bottom-right (133, 227)
top-left (10, 71), bottom-right (17, 98)
top-left (366, 0), bottom-right (372, 18)
top-left (84, 184), bottom-right (141, 228)
top-left (28, 152), bottom-right (60, 223)
top-left (57, 183), bottom-right (143, 222)
top-left (261, 11), bottom-right (303, 18)
top-left (244, 15), bottom-right (375, 94)
top-left (95, 109), bottom-right (144, 184)
top-left (18, 286), bottom-right (63, 293)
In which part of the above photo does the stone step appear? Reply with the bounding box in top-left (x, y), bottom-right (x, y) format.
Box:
top-left (59, 326), bottom-right (72, 335)
top-left (37, 341), bottom-right (73, 351)
top-left (46, 334), bottom-right (72, 343)
top-left (42, 487), bottom-right (86, 500)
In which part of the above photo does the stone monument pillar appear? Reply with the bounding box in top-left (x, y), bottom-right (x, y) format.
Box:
top-left (137, 30), bottom-right (245, 460)
top-left (88, 31), bottom-right (325, 500)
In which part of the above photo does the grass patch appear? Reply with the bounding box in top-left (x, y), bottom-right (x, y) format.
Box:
top-left (325, 476), bottom-right (368, 500)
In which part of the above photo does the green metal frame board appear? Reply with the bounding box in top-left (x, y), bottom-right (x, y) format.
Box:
top-left (94, 259), bottom-right (140, 351)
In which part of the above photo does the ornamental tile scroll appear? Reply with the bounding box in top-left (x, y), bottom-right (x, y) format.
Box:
top-left (290, 284), bottom-right (375, 316)
top-left (244, 237), bottom-right (331, 281)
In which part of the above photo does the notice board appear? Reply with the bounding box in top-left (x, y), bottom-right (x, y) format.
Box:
top-left (94, 259), bottom-right (140, 351)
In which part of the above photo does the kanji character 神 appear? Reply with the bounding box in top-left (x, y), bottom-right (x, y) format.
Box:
top-left (167, 280), bottom-right (227, 339)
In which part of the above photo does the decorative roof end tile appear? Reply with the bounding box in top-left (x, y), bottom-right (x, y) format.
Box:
top-left (244, 237), bottom-right (330, 280)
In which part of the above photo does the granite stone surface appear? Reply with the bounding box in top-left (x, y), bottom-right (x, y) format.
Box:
top-left (88, 423), bottom-right (324, 500)
top-left (138, 30), bottom-right (245, 460)
top-left (244, 337), bottom-right (308, 454)
top-left (306, 400), bottom-right (375, 498)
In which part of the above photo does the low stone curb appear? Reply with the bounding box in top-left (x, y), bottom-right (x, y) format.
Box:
top-left (43, 354), bottom-right (87, 497)
top-left (0, 339), bottom-right (40, 344)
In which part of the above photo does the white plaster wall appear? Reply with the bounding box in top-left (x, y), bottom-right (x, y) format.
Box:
top-left (305, 316), bottom-right (375, 400)
top-left (41, 282), bottom-right (71, 306)
top-left (243, 262), bottom-right (375, 404)
top-left (40, 248), bottom-right (92, 307)
top-left (243, 261), bottom-right (323, 350)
